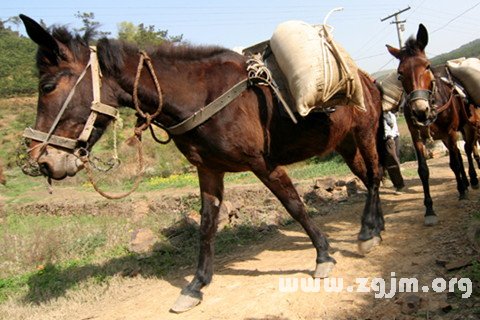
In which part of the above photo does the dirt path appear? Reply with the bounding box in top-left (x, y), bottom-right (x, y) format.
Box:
top-left (5, 155), bottom-right (480, 320)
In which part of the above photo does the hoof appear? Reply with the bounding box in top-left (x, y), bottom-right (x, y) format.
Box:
top-left (471, 183), bottom-right (479, 190)
top-left (170, 290), bottom-right (202, 313)
top-left (358, 236), bottom-right (381, 255)
top-left (424, 215), bottom-right (438, 226)
top-left (459, 193), bottom-right (469, 200)
top-left (313, 261), bottom-right (335, 279)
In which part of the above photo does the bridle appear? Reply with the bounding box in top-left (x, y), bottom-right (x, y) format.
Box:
top-left (23, 46), bottom-right (119, 154)
top-left (19, 43), bottom-right (258, 198)
top-left (20, 46), bottom-right (158, 199)
top-left (404, 69), bottom-right (438, 127)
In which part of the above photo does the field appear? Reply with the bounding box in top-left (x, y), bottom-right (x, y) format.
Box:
top-left (0, 97), bottom-right (479, 319)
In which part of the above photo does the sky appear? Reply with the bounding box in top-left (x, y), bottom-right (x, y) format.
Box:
top-left (3, 0), bottom-right (480, 73)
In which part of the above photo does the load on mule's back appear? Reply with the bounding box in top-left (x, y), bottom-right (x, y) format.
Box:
top-left (269, 19), bottom-right (365, 116)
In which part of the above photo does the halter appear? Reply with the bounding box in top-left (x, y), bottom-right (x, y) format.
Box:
top-left (23, 46), bottom-right (119, 152)
top-left (405, 72), bottom-right (438, 127)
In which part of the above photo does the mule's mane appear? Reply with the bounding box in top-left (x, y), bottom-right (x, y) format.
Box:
top-left (400, 36), bottom-right (423, 57)
top-left (97, 38), bottom-right (233, 77)
top-left (37, 25), bottom-right (233, 76)
top-left (36, 26), bottom-right (93, 69)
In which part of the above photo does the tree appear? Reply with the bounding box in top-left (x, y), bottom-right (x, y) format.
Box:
top-left (74, 11), bottom-right (111, 40)
top-left (117, 21), bottom-right (137, 43)
top-left (1, 16), bottom-right (21, 34)
top-left (6, 16), bottom-right (21, 32)
top-left (117, 21), bottom-right (183, 48)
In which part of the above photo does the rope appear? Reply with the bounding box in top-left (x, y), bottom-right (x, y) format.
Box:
top-left (79, 136), bottom-right (144, 200)
top-left (133, 51), bottom-right (165, 133)
top-left (81, 50), bottom-right (165, 200)
top-left (246, 57), bottom-right (273, 84)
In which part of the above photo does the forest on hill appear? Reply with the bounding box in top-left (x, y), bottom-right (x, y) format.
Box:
top-left (430, 38), bottom-right (480, 65)
top-left (0, 13), bottom-right (182, 98)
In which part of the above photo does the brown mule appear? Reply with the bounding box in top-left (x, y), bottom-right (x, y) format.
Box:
top-left (387, 24), bottom-right (480, 226)
top-left (20, 15), bottom-right (385, 312)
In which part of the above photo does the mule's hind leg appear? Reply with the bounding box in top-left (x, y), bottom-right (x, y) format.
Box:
top-left (443, 135), bottom-right (469, 200)
top-left (463, 127), bottom-right (479, 189)
top-left (171, 168), bottom-right (224, 313)
top-left (252, 163), bottom-right (335, 278)
top-left (474, 143), bottom-right (480, 169)
top-left (337, 129), bottom-right (384, 254)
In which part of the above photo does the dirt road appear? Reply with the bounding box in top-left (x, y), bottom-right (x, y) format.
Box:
top-left (4, 155), bottom-right (480, 320)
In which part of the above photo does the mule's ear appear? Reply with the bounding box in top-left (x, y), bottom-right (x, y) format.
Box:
top-left (20, 14), bottom-right (59, 53)
top-left (386, 44), bottom-right (401, 59)
top-left (416, 23), bottom-right (428, 51)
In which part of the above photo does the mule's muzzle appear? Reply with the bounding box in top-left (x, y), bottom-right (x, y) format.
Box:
top-left (35, 146), bottom-right (84, 180)
top-left (409, 97), bottom-right (437, 127)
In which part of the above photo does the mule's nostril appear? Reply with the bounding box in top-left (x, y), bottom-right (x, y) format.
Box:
top-left (38, 162), bottom-right (51, 177)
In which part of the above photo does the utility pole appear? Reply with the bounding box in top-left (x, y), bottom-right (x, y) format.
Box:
top-left (381, 6), bottom-right (411, 48)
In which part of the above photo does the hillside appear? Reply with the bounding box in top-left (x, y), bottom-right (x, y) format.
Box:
top-left (373, 37), bottom-right (480, 78)
top-left (0, 28), bottom-right (37, 97)
top-left (430, 38), bottom-right (480, 66)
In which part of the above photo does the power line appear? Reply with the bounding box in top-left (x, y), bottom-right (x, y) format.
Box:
top-left (376, 57), bottom-right (396, 73)
top-left (355, 52), bottom-right (387, 61)
top-left (431, 1), bottom-right (480, 34)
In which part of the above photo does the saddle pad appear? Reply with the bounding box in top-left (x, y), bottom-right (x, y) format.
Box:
top-left (376, 71), bottom-right (404, 112)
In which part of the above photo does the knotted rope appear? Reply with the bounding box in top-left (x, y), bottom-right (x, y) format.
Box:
top-left (80, 50), bottom-right (165, 199)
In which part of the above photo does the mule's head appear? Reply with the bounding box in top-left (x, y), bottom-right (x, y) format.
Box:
top-left (20, 15), bottom-right (118, 180)
top-left (387, 24), bottom-right (437, 126)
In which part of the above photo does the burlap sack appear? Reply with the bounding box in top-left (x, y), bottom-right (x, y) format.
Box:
top-left (447, 57), bottom-right (480, 105)
top-left (270, 20), bottom-right (364, 116)
top-left (376, 71), bottom-right (404, 111)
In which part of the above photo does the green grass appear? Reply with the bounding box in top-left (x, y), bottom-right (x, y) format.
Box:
top-left (0, 168), bottom-right (44, 200)
top-left (141, 159), bottom-right (350, 191)
top-left (400, 167), bottom-right (419, 178)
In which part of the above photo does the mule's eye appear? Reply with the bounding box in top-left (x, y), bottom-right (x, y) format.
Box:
top-left (397, 74), bottom-right (404, 81)
top-left (41, 83), bottom-right (56, 94)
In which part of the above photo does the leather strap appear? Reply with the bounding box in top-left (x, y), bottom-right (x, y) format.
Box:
top-left (24, 46), bottom-right (119, 150)
top-left (408, 89), bottom-right (431, 102)
top-left (23, 127), bottom-right (78, 150)
top-left (78, 47), bottom-right (119, 142)
top-left (167, 78), bottom-right (249, 135)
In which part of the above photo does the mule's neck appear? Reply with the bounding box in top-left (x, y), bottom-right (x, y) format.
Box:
top-left (98, 39), bottom-right (247, 128)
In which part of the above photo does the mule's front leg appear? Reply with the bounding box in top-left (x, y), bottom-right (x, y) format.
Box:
top-left (171, 168), bottom-right (224, 313)
top-left (413, 140), bottom-right (437, 225)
